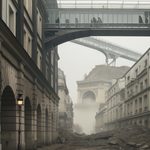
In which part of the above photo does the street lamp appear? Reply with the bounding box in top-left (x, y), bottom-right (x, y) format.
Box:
top-left (17, 94), bottom-right (23, 150)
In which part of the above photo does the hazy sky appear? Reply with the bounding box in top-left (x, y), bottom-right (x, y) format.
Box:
top-left (58, 36), bottom-right (150, 103)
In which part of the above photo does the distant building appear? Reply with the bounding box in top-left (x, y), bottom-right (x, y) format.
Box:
top-left (105, 78), bottom-right (126, 130)
top-left (75, 65), bottom-right (129, 134)
top-left (95, 103), bottom-right (107, 132)
top-left (123, 48), bottom-right (150, 128)
top-left (77, 65), bottom-right (129, 104)
top-left (95, 48), bottom-right (150, 131)
top-left (58, 69), bottom-right (73, 133)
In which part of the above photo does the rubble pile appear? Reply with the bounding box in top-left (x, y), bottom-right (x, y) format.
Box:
top-left (62, 126), bottom-right (150, 150)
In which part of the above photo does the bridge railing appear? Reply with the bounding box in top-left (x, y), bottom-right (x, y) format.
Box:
top-left (45, 8), bottom-right (150, 28)
top-left (57, 0), bottom-right (150, 9)
top-left (45, 23), bottom-right (150, 29)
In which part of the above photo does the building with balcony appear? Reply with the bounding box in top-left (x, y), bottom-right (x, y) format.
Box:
top-left (123, 48), bottom-right (150, 128)
top-left (95, 48), bottom-right (150, 132)
top-left (58, 69), bottom-right (73, 133)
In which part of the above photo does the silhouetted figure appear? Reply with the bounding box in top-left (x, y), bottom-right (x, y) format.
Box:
top-left (145, 17), bottom-right (148, 24)
top-left (75, 18), bottom-right (78, 27)
top-left (55, 17), bottom-right (60, 24)
top-left (91, 18), bottom-right (93, 27)
top-left (65, 19), bottom-right (70, 27)
top-left (91, 17), bottom-right (97, 27)
top-left (93, 17), bottom-right (97, 24)
top-left (97, 17), bottom-right (103, 24)
top-left (139, 16), bottom-right (143, 24)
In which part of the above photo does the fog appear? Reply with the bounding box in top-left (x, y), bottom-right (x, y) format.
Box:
top-left (58, 36), bottom-right (150, 134)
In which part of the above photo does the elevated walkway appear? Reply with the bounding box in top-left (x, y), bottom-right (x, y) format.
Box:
top-left (44, 0), bottom-right (150, 49)
top-left (72, 37), bottom-right (141, 65)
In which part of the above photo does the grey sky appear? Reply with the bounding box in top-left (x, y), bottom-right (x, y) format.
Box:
top-left (58, 36), bottom-right (150, 103)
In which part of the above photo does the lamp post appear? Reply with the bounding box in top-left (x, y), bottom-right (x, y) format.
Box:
top-left (17, 94), bottom-right (23, 150)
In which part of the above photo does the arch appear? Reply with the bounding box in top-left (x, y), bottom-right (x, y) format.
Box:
top-left (45, 108), bottom-right (49, 145)
top-left (45, 28), bottom-right (150, 50)
top-left (37, 104), bottom-right (42, 147)
top-left (24, 97), bottom-right (32, 150)
top-left (82, 91), bottom-right (96, 104)
top-left (1, 86), bottom-right (17, 150)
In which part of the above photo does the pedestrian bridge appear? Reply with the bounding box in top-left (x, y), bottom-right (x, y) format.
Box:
top-left (44, 0), bottom-right (150, 49)
top-left (72, 37), bottom-right (141, 65)
top-left (45, 8), bottom-right (150, 29)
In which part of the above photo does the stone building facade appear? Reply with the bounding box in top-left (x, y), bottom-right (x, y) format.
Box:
top-left (58, 69), bottom-right (73, 133)
top-left (123, 48), bottom-right (150, 128)
top-left (95, 78), bottom-right (126, 131)
top-left (95, 103), bottom-right (107, 132)
top-left (75, 65), bottom-right (129, 134)
top-left (95, 48), bottom-right (150, 131)
top-left (0, 0), bottom-right (59, 149)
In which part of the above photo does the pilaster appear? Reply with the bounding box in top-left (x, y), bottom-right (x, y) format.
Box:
top-left (32, 0), bottom-right (38, 63)
top-left (16, 63), bottom-right (25, 149)
top-left (0, 0), bottom-right (2, 18)
top-left (32, 79), bottom-right (38, 149)
top-left (16, 0), bottom-right (24, 44)
top-left (16, 63), bottom-right (24, 96)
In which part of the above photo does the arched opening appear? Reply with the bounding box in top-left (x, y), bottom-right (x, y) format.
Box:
top-left (82, 91), bottom-right (96, 104)
top-left (37, 104), bottom-right (42, 147)
top-left (45, 108), bottom-right (49, 144)
top-left (1, 86), bottom-right (17, 150)
top-left (25, 97), bottom-right (32, 150)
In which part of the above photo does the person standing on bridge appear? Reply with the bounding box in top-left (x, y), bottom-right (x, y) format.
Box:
top-left (139, 15), bottom-right (143, 24)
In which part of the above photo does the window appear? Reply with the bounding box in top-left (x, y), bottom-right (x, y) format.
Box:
top-left (23, 30), bottom-right (27, 49)
top-left (135, 99), bottom-right (137, 114)
top-left (27, 37), bottom-right (32, 57)
top-left (127, 76), bottom-right (130, 81)
top-left (51, 50), bottom-right (54, 66)
top-left (24, 0), bottom-right (32, 18)
top-left (144, 59), bottom-right (147, 68)
top-left (135, 85), bottom-right (138, 93)
top-left (23, 26), bottom-right (32, 57)
top-left (37, 49), bottom-right (42, 70)
top-left (130, 102), bottom-right (133, 115)
top-left (145, 79), bottom-right (148, 88)
top-left (139, 97), bottom-right (142, 113)
top-left (135, 69), bottom-right (138, 77)
top-left (37, 9), bottom-right (42, 38)
top-left (140, 82), bottom-right (143, 91)
top-left (8, 5), bottom-right (15, 34)
top-left (144, 95), bottom-right (148, 111)
top-left (51, 74), bottom-right (54, 88)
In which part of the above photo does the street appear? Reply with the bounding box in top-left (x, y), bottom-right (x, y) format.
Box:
top-left (38, 126), bottom-right (150, 150)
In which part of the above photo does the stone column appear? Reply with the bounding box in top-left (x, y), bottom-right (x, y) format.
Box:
top-left (49, 100), bottom-right (52, 144)
top-left (16, 63), bottom-right (25, 150)
top-left (32, 108), bottom-right (37, 150)
top-left (41, 93), bottom-right (45, 145)
top-left (32, 80), bottom-right (38, 149)
top-left (32, 0), bottom-right (38, 63)
top-left (16, 0), bottom-right (24, 44)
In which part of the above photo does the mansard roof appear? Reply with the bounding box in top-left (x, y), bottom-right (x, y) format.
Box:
top-left (78, 65), bottom-right (129, 83)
